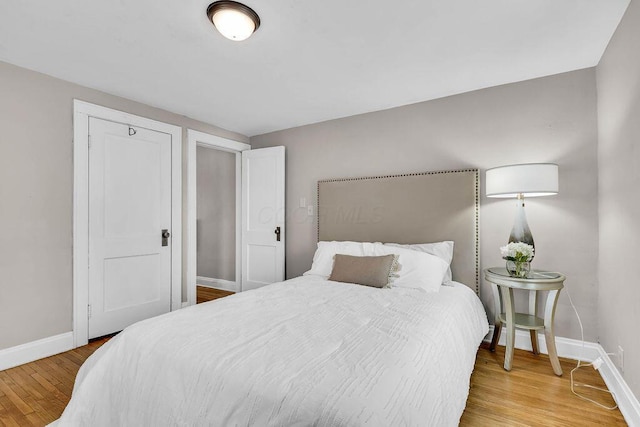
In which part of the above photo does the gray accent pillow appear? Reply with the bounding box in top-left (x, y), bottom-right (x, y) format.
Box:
top-left (328, 254), bottom-right (398, 288)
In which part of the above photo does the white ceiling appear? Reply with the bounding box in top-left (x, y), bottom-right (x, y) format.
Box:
top-left (0, 0), bottom-right (630, 137)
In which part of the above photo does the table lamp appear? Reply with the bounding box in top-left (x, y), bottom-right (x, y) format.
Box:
top-left (485, 163), bottom-right (559, 256)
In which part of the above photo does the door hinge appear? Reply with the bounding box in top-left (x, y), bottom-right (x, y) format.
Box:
top-left (88, 304), bottom-right (92, 319)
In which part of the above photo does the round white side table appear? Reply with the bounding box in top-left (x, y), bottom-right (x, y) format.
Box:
top-left (484, 267), bottom-right (566, 376)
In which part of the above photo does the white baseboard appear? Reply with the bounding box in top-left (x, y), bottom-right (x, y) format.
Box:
top-left (197, 276), bottom-right (238, 293)
top-left (484, 326), bottom-right (640, 426)
top-left (595, 346), bottom-right (640, 426)
top-left (0, 332), bottom-right (73, 371)
top-left (484, 325), bottom-right (601, 362)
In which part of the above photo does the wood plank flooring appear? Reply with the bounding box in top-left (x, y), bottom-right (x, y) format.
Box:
top-left (460, 343), bottom-right (626, 426)
top-left (0, 337), bottom-right (109, 426)
top-left (196, 285), bottom-right (234, 304)
top-left (0, 287), bottom-right (626, 426)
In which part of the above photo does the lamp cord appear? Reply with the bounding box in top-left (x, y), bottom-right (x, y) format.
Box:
top-left (565, 285), bottom-right (618, 410)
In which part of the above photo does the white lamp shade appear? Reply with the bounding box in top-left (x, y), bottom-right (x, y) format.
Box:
top-left (212, 8), bottom-right (256, 41)
top-left (485, 163), bottom-right (559, 198)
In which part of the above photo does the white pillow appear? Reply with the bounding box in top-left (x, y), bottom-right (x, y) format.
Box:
top-left (385, 241), bottom-right (454, 283)
top-left (371, 243), bottom-right (449, 292)
top-left (303, 241), bottom-right (376, 278)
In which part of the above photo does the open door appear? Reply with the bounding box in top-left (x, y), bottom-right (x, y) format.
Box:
top-left (241, 146), bottom-right (285, 291)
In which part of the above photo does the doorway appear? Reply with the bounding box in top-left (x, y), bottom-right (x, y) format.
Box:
top-left (196, 145), bottom-right (238, 292)
top-left (186, 130), bottom-right (250, 306)
top-left (186, 131), bottom-right (286, 306)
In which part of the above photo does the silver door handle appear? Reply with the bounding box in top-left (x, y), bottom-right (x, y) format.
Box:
top-left (162, 229), bottom-right (170, 246)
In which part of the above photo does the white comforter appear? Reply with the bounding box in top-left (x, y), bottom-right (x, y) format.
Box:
top-left (57, 276), bottom-right (488, 426)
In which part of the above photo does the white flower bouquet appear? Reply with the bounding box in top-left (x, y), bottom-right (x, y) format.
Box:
top-left (500, 242), bottom-right (534, 263)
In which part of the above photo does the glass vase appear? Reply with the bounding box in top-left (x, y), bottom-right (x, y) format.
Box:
top-left (505, 260), bottom-right (530, 278)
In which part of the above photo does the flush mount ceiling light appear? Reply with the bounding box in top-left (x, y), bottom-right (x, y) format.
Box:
top-left (207, 1), bottom-right (260, 41)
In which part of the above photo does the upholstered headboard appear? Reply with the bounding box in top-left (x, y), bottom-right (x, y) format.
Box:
top-left (317, 169), bottom-right (479, 293)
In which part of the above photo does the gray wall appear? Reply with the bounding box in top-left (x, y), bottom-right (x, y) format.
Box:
top-left (0, 60), bottom-right (248, 350)
top-left (251, 69), bottom-right (599, 341)
top-left (596, 0), bottom-right (640, 398)
top-left (196, 146), bottom-right (236, 281)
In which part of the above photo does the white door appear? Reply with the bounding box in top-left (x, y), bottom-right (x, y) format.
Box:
top-left (88, 117), bottom-right (172, 338)
top-left (242, 146), bottom-right (285, 291)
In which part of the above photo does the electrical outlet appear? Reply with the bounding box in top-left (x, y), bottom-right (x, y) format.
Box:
top-left (593, 357), bottom-right (603, 370)
top-left (618, 345), bottom-right (624, 372)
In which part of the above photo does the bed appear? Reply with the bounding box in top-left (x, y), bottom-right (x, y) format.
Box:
top-left (55, 169), bottom-right (488, 426)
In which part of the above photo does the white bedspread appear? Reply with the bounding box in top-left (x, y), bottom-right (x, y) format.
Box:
top-left (57, 276), bottom-right (488, 426)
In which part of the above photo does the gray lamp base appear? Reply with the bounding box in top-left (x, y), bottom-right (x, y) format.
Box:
top-left (509, 199), bottom-right (535, 258)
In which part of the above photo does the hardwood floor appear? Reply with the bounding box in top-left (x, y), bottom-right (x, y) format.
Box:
top-left (461, 343), bottom-right (626, 426)
top-left (0, 337), bottom-right (109, 426)
top-left (196, 285), bottom-right (234, 304)
top-left (0, 302), bottom-right (626, 426)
